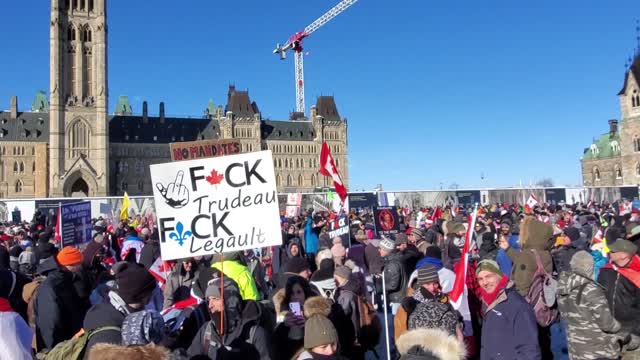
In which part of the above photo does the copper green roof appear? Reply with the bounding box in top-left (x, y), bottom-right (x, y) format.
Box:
top-left (582, 132), bottom-right (621, 160)
top-left (114, 96), bottom-right (132, 115)
top-left (31, 90), bottom-right (48, 112)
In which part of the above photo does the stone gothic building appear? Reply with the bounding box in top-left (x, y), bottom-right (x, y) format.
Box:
top-left (0, 0), bottom-right (348, 199)
top-left (581, 54), bottom-right (640, 186)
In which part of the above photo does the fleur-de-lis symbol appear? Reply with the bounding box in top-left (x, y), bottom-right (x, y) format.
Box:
top-left (169, 221), bottom-right (192, 247)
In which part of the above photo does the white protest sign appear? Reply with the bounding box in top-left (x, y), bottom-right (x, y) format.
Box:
top-left (150, 150), bottom-right (281, 260)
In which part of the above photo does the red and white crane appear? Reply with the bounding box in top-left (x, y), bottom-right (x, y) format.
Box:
top-left (273, 0), bottom-right (358, 114)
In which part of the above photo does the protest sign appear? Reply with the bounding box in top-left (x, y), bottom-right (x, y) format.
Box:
top-left (60, 201), bottom-right (92, 247)
top-left (170, 139), bottom-right (241, 161)
top-left (374, 206), bottom-right (400, 237)
top-left (150, 150), bottom-right (281, 260)
top-left (285, 206), bottom-right (300, 218)
top-left (287, 193), bottom-right (302, 206)
top-left (328, 215), bottom-right (350, 246)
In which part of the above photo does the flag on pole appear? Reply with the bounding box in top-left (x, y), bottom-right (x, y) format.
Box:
top-left (525, 193), bottom-right (539, 214)
top-left (54, 204), bottom-right (62, 243)
top-left (431, 207), bottom-right (442, 222)
top-left (120, 192), bottom-right (130, 221)
top-left (149, 257), bottom-right (168, 285)
top-left (449, 204), bottom-right (478, 310)
top-left (319, 142), bottom-right (347, 203)
top-left (147, 211), bottom-right (155, 232)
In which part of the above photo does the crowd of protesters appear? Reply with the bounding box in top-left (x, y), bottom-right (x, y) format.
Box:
top-left (1, 200), bottom-right (640, 359)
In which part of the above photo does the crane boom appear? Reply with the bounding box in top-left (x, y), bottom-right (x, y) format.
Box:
top-left (273, 0), bottom-right (359, 113)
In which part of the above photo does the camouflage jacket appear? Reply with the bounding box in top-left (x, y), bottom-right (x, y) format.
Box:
top-left (557, 271), bottom-right (624, 360)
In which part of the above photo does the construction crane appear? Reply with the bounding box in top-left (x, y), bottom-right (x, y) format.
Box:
top-left (273, 0), bottom-right (358, 114)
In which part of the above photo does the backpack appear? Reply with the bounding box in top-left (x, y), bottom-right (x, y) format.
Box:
top-left (525, 250), bottom-right (559, 327)
top-left (354, 294), bottom-right (382, 351)
top-left (22, 276), bottom-right (45, 351)
top-left (43, 326), bottom-right (121, 360)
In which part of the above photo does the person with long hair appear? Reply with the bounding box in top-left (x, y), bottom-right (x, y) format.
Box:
top-left (273, 275), bottom-right (314, 360)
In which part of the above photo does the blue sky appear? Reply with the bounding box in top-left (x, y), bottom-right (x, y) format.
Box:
top-left (1, 1), bottom-right (640, 191)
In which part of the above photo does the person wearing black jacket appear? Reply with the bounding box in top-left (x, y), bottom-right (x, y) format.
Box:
top-left (34, 246), bottom-right (87, 351)
top-left (380, 237), bottom-right (408, 314)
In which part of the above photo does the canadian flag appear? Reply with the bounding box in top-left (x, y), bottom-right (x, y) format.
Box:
top-left (431, 207), bottom-right (442, 222)
top-left (319, 142), bottom-right (347, 203)
top-left (525, 193), bottom-right (539, 213)
top-left (450, 205), bottom-right (477, 310)
top-left (149, 257), bottom-right (169, 286)
top-left (592, 229), bottom-right (603, 244)
top-left (54, 205), bottom-right (62, 243)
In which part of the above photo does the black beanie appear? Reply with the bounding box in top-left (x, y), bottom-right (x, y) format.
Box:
top-left (115, 262), bottom-right (157, 304)
top-left (482, 232), bottom-right (495, 243)
top-left (424, 245), bottom-right (442, 260)
top-left (284, 257), bottom-right (310, 274)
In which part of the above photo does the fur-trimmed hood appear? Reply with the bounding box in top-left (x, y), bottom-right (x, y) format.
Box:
top-left (303, 296), bottom-right (332, 318)
top-left (88, 343), bottom-right (170, 360)
top-left (397, 328), bottom-right (466, 360)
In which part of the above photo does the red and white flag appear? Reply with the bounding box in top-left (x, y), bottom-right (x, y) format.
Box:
top-left (525, 193), bottom-right (539, 213)
top-left (592, 229), bottom-right (603, 244)
top-left (54, 205), bottom-right (62, 243)
top-left (431, 207), bottom-right (442, 222)
top-left (319, 142), bottom-right (347, 203)
top-left (149, 257), bottom-right (168, 285)
top-left (449, 205), bottom-right (478, 310)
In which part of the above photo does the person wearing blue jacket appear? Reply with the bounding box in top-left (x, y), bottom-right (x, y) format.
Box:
top-left (495, 222), bottom-right (520, 277)
top-left (476, 259), bottom-right (540, 360)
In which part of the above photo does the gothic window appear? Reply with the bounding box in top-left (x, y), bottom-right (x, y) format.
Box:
top-left (296, 159), bottom-right (300, 168)
top-left (31, 147), bottom-right (35, 155)
top-left (15, 180), bottom-right (22, 193)
top-left (121, 180), bottom-right (128, 192)
top-left (276, 174), bottom-right (281, 187)
top-left (593, 167), bottom-right (601, 181)
top-left (635, 136), bottom-right (640, 152)
top-left (68, 25), bottom-right (76, 41)
top-left (79, 0), bottom-right (85, 10)
top-left (634, 90), bottom-right (640, 108)
top-left (13, 161), bottom-right (18, 173)
top-left (636, 163), bottom-right (640, 177)
top-left (118, 161), bottom-right (129, 173)
top-left (82, 27), bottom-right (92, 42)
top-left (32, 161), bottom-right (35, 174)
top-left (21, 147), bottom-right (25, 155)
top-left (137, 180), bottom-right (144, 192)
top-left (73, 0), bottom-right (78, 9)
top-left (615, 165), bottom-right (623, 179)
top-left (135, 161), bottom-right (144, 174)
top-left (590, 144), bottom-right (599, 156)
top-left (65, 0), bottom-right (70, 9)
top-left (287, 175), bottom-right (293, 187)
top-left (335, 158), bottom-right (339, 167)
top-left (69, 119), bottom-right (90, 158)
top-left (19, 162), bottom-right (24, 174)
top-left (88, 0), bottom-right (94, 12)
top-left (611, 140), bottom-right (620, 153)
top-left (298, 174), bottom-right (303, 187)
top-left (311, 174), bottom-right (317, 187)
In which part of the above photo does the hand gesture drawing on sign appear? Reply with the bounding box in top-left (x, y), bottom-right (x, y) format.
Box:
top-left (156, 170), bottom-right (190, 209)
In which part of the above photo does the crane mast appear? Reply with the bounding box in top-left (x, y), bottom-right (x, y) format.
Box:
top-left (273, 0), bottom-right (358, 114)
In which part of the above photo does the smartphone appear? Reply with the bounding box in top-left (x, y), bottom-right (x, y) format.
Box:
top-left (289, 302), bottom-right (302, 317)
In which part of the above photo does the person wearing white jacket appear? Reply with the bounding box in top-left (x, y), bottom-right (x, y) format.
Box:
top-left (0, 270), bottom-right (33, 360)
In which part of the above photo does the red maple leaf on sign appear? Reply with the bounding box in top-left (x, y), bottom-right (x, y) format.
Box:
top-left (206, 169), bottom-right (224, 185)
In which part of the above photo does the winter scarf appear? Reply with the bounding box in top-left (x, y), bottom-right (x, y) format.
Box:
top-left (601, 255), bottom-right (640, 288)
top-left (479, 274), bottom-right (508, 306)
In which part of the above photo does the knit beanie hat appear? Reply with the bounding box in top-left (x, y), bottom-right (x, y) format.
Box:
top-left (56, 246), bottom-right (84, 266)
top-left (115, 263), bottom-right (157, 304)
top-left (424, 246), bottom-right (442, 260)
top-left (563, 227), bottom-right (581, 243)
top-left (570, 250), bottom-right (595, 279)
top-left (380, 237), bottom-right (396, 252)
top-left (475, 259), bottom-right (502, 277)
top-left (396, 233), bottom-right (409, 245)
top-left (284, 257), bottom-right (310, 274)
top-left (411, 228), bottom-right (425, 241)
top-left (334, 265), bottom-right (351, 281)
top-left (304, 315), bottom-right (339, 349)
top-left (121, 310), bottom-right (165, 346)
top-left (417, 265), bottom-right (439, 286)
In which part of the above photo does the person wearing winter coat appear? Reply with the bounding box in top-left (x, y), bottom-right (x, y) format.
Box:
top-left (500, 216), bottom-right (554, 296)
top-left (295, 313), bottom-right (349, 360)
top-left (557, 250), bottom-right (624, 360)
top-left (119, 227), bottom-right (145, 262)
top-left (411, 246), bottom-right (456, 294)
top-left (478, 232), bottom-right (499, 261)
top-left (83, 262), bottom-right (158, 359)
top-left (396, 328), bottom-right (466, 360)
top-left (597, 239), bottom-right (640, 358)
top-left (18, 246), bottom-right (36, 274)
top-left (551, 226), bottom-right (588, 276)
top-left (0, 269), bottom-right (33, 360)
top-left (211, 253), bottom-right (259, 301)
top-left (34, 246), bottom-right (88, 351)
top-left (187, 277), bottom-right (270, 360)
top-left (380, 237), bottom-right (408, 314)
top-left (163, 258), bottom-right (198, 309)
top-left (495, 221), bottom-right (520, 276)
top-left (476, 259), bottom-right (540, 360)
top-left (333, 266), bottom-right (360, 337)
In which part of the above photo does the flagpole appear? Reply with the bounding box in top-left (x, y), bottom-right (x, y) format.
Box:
top-left (382, 274), bottom-right (391, 360)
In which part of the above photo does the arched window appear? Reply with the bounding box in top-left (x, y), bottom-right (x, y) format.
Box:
top-left (69, 119), bottom-right (90, 157)
top-left (634, 90), bottom-right (640, 108)
top-left (82, 26), bottom-right (92, 42)
top-left (31, 147), bottom-right (35, 155)
top-left (13, 161), bottom-right (18, 173)
top-left (594, 167), bottom-right (601, 181)
top-left (68, 25), bottom-right (76, 41)
top-left (615, 165), bottom-right (623, 179)
top-left (32, 161), bottom-right (35, 174)
top-left (287, 175), bottom-right (293, 187)
top-left (72, 0), bottom-right (78, 9)
top-left (298, 174), bottom-right (304, 187)
top-left (15, 180), bottom-right (22, 193)
top-left (121, 180), bottom-right (128, 192)
top-left (311, 174), bottom-right (317, 187)
top-left (276, 174), bottom-right (282, 187)
top-left (79, 0), bottom-right (85, 10)
top-left (19, 162), bottom-right (24, 174)
top-left (88, 0), bottom-right (94, 11)
top-left (21, 147), bottom-right (24, 155)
